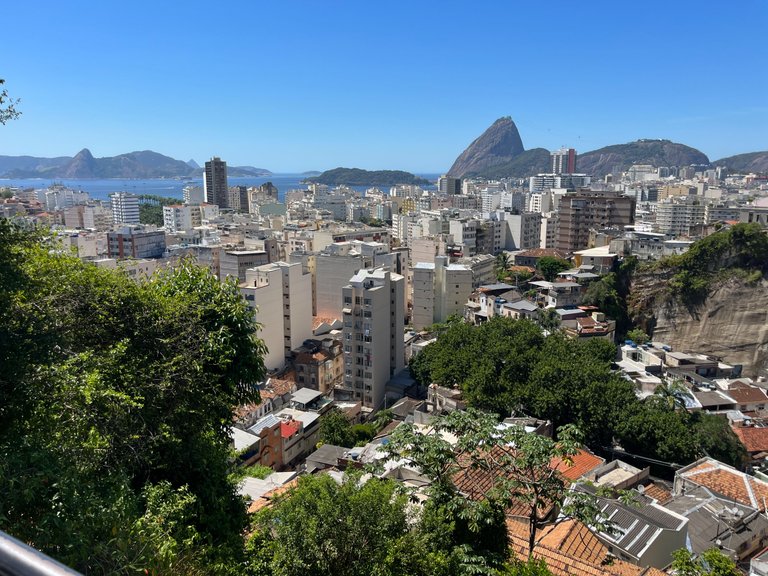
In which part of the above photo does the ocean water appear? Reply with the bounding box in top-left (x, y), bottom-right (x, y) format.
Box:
top-left (1, 174), bottom-right (440, 204)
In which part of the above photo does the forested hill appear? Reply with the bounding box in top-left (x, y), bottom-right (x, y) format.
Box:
top-left (304, 167), bottom-right (431, 186)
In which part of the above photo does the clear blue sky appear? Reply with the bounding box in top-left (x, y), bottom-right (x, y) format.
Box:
top-left (3, 1), bottom-right (767, 172)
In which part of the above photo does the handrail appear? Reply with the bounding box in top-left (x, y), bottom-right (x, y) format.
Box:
top-left (0, 531), bottom-right (81, 576)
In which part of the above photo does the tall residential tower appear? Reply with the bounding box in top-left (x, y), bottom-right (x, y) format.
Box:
top-left (204, 156), bottom-right (229, 209)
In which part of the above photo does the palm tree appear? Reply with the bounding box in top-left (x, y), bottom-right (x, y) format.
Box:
top-left (654, 379), bottom-right (691, 410)
top-left (495, 251), bottom-right (511, 281)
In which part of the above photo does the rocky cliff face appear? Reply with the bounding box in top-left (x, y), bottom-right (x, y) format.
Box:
top-left (447, 117), bottom-right (525, 178)
top-left (630, 273), bottom-right (768, 378)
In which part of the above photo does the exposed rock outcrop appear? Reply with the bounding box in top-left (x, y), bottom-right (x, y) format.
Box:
top-left (447, 117), bottom-right (525, 178)
top-left (630, 274), bottom-right (768, 378)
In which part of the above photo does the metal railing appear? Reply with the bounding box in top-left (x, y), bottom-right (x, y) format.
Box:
top-left (0, 531), bottom-right (81, 576)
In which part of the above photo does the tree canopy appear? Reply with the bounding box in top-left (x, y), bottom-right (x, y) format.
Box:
top-left (536, 257), bottom-right (570, 282)
top-left (0, 79), bottom-right (21, 124)
top-left (0, 221), bottom-right (267, 574)
top-left (409, 316), bottom-right (746, 468)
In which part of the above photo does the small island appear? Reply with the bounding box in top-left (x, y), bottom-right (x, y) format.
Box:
top-left (304, 167), bottom-right (431, 187)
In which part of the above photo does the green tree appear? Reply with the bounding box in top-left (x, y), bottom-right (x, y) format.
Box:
top-left (0, 79), bottom-right (21, 124)
top-left (536, 257), bottom-right (570, 282)
top-left (319, 407), bottom-right (355, 447)
top-left (690, 412), bottom-right (747, 468)
top-left (671, 548), bottom-right (740, 576)
top-left (626, 328), bottom-right (649, 344)
top-left (251, 474), bottom-right (411, 576)
top-left (0, 223), bottom-right (267, 573)
top-left (535, 308), bottom-right (560, 333)
top-left (496, 252), bottom-right (512, 281)
top-left (382, 410), bottom-right (608, 561)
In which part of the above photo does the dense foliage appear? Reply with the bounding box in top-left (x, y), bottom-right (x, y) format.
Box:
top-left (671, 548), bottom-right (740, 576)
top-left (410, 316), bottom-right (746, 468)
top-left (318, 408), bottom-right (376, 448)
top-left (582, 256), bottom-right (636, 337)
top-left (536, 256), bottom-right (571, 282)
top-left (651, 223), bottom-right (768, 305)
top-left (304, 167), bottom-right (431, 186)
top-left (0, 222), bottom-right (267, 574)
top-left (137, 194), bottom-right (179, 226)
top-left (247, 412), bottom-right (575, 576)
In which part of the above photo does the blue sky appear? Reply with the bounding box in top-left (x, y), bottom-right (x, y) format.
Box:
top-left (2, 1), bottom-right (767, 172)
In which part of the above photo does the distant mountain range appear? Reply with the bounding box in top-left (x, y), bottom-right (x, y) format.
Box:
top-left (447, 117), bottom-right (767, 178)
top-left (711, 151), bottom-right (768, 174)
top-left (0, 149), bottom-right (271, 179)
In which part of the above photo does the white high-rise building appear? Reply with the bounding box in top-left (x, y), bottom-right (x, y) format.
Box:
top-left (315, 241), bottom-right (391, 320)
top-left (183, 186), bottom-right (205, 205)
top-left (341, 269), bottom-right (405, 409)
top-left (109, 192), bottom-right (140, 225)
top-left (240, 261), bottom-right (313, 371)
top-left (411, 256), bottom-right (472, 330)
top-left (163, 204), bottom-right (201, 233)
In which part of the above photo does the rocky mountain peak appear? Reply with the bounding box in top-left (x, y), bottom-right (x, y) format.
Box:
top-left (447, 117), bottom-right (525, 178)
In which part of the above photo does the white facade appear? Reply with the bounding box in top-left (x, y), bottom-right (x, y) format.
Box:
top-left (655, 200), bottom-right (706, 237)
top-left (163, 204), bottom-right (201, 233)
top-left (183, 186), bottom-right (205, 205)
top-left (110, 192), bottom-right (140, 225)
top-left (241, 261), bottom-right (313, 371)
top-left (341, 269), bottom-right (405, 409)
top-left (448, 219), bottom-right (477, 256)
top-left (411, 256), bottom-right (473, 330)
top-left (495, 211), bottom-right (541, 251)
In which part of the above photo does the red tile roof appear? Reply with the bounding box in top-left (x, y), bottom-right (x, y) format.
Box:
top-left (733, 426), bottom-right (768, 454)
top-left (639, 483), bottom-right (672, 505)
top-left (506, 519), bottom-right (662, 576)
top-left (727, 386), bottom-right (768, 405)
top-left (678, 457), bottom-right (768, 511)
top-left (550, 449), bottom-right (605, 482)
top-left (537, 520), bottom-right (607, 564)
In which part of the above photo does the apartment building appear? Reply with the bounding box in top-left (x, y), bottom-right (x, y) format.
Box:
top-left (655, 199), bottom-right (706, 238)
top-left (340, 269), bottom-right (405, 409)
top-left (240, 261), bottom-right (313, 371)
top-left (109, 192), bottom-right (140, 225)
top-left (556, 191), bottom-right (635, 253)
top-left (411, 256), bottom-right (473, 330)
top-left (219, 250), bottom-right (270, 282)
top-left (107, 227), bottom-right (166, 259)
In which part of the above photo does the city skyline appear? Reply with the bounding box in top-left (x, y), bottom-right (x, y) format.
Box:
top-left (3, 1), bottom-right (767, 172)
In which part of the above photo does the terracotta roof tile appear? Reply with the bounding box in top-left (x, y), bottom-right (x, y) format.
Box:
top-left (506, 519), bottom-right (647, 576)
top-left (640, 483), bottom-right (672, 505)
top-left (538, 520), bottom-right (607, 564)
top-left (732, 426), bottom-right (768, 454)
top-left (678, 458), bottom-right (768, 511)
top-left (727, 386), bottom-right (768, 404)
top-left (550, 449), bottom-right (605, 482)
